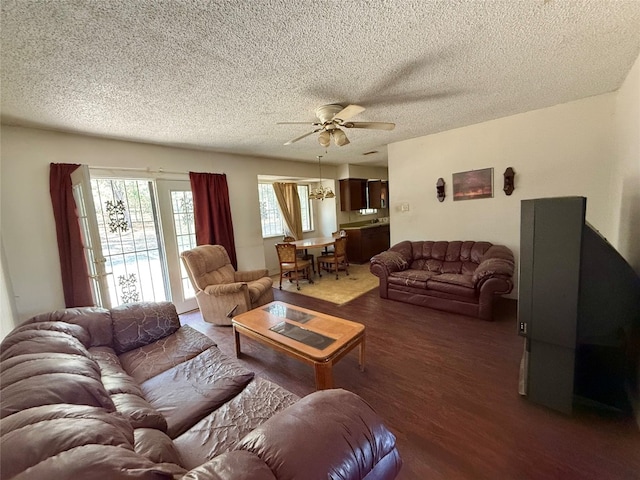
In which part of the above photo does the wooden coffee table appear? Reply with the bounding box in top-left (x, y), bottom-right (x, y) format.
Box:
top-left (232, 301), bottom-right (365, 390)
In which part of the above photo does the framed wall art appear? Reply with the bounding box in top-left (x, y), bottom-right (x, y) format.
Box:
top-left (452, 168), bottom-right (494, 201)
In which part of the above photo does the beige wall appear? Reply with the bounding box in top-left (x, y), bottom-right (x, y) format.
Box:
top-left (388, 50), bottom-right (640, 295)
top-left (0, 126), bottom-right (336, 321)
top-left (389, 92), bottom-right (618, 241)
top-left (1, 239), bottom-right (18, 336)
top-left (613, 52), bottom-right (640, 272)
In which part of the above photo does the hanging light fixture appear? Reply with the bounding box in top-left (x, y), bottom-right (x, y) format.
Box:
top-left (309, 155), bottom-right (335, 201)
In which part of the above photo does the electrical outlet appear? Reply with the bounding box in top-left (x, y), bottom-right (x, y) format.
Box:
top-left (518, 322), bottom-right (527, 335)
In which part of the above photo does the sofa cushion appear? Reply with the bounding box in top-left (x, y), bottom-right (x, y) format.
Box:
top-left (441, 261), bottom-right (463, 274)
top-left (6, 444), bottom-right (185, 480)
top-left (429, 273), bottom-right (475, 289)
top-left (23, 307), bottom-right (113, 347)
top-left (0, 329), bottom-right (90, 362)
top-left (470, 241), bottom-right (493, 263)
top-left (388, 269), bottom-right (438, 289)
top-left (174, 377), bottom-right (299, 469)
top-left (1, 347), bottom-right (116, 418)
top-left (119, 325), bottom-right (216, 384)
top-left (374, 251), bottom-right (409, 270)
top-left (426, 277), bottom-right (476, 298)
top-left (0, 352), bottom-right (101, 389)
top-left (134, 428), bottom-right (184, 466)
top-left (0, 404), bottom-right (134, 479)
top-left (461, 261), bottom-right (478, 275)
top-left (445, 241), bottom-right (463, 261)
top-left (111, 393), bottom-right (168, 431)
top-left (90, 346), bottom-right (144, 396)
top-left (1, 371), bottom-right (116, 418)
top-left (141, 346), bottom-right (254, 438)
top-left (5, 321), bottom-right (91, 348)
top-left (111, 302), bottom-right (181, 354)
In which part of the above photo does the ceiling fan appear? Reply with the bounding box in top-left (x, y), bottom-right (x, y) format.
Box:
top-left (278, 104), bottom-right (395, 147)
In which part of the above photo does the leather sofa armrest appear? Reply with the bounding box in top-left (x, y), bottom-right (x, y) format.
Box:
top-left (203, 282), bottom-right (248, 296)
top-left (472, 245), bottom-right (515, 289)
top-left (234, 389), bottom-right (402, 480)
top-left (182, 451), bottom-right (276, 480)
top-left (234, 269), bottom-right (269, 282)
top-left (370, 250), bottom-right (409, 278)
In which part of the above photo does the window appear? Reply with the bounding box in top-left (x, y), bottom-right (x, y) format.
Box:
top-left (258, 183), bottom-right (312, 237)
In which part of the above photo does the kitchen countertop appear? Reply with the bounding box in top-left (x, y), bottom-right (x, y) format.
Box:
top-left (340, 222), bottom-right (390, 230)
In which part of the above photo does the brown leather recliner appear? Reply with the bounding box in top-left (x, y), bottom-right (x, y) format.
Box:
top-left (180, 245), bottom-right (274, 325)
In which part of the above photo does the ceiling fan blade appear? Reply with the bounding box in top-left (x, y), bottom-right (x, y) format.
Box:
top-left (343, 121), bottom-right (396, 131)
top-left (277, 122), bottom-right (322, 125)
top-left (332, 104), bottom-right (365, 122)
top-left (283, 129), bottom-right (321, 145)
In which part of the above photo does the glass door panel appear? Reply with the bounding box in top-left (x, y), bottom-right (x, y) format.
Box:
top-left (90, 178), bottom-right (169, 307)
top-left (71, 165), bottom-right (112, 308)
top-left (156, 180), bottom-right (198, 314)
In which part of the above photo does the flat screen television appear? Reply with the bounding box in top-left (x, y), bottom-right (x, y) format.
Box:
top-left (518, 196), bottom-right (640, 414)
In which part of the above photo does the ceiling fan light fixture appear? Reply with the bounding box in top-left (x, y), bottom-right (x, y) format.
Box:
top-left (318, 130), bottom-right (330, 147)
top-left (332, 128), bottom-right (349, 146)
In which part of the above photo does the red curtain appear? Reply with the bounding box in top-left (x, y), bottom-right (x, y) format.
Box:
top-left (49, 163), bottom-right (94, 307)
top-left (189, 172), bottom-right (238, 268)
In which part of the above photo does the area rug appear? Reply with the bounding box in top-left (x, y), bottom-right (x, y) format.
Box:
top-left (271, 263), bottom-right (378, 305)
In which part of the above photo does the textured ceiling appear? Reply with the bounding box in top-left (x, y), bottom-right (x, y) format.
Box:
top-left (2, 1), bottom-right (640, 166)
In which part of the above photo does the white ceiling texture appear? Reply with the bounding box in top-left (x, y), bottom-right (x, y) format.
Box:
top-left (2, 1), bottom-right (640, 166)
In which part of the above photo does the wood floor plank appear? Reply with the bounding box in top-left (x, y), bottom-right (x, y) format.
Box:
top-left (180, 290), bottom-right (640, 480)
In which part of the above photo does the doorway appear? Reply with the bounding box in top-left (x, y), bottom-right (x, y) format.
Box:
top-left (72, 167), bottom-right (197, 313)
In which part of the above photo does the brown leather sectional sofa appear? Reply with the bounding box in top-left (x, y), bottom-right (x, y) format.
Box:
top-left (0, 302), bottom-right (402, 479)
top-left (370, 240), bottom-right (515, 320)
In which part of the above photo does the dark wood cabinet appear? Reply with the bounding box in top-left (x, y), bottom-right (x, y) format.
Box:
top-left (367, 180), bottom-right (389, 209)
top-left (339, 179), bottom-right (367, 211)
top-left (345, 224), bottom-right (390, 264)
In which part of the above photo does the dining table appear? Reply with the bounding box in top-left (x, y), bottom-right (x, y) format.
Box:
top-left (289, 236), bottom-right (336, 251)
top-left (289, 237), bottom-right (336, 275)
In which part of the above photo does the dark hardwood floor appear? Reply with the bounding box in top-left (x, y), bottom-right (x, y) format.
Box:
top-left (181, 290), bottom-right (640, 480)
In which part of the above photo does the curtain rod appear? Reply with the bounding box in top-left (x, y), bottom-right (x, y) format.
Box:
top-left (91, 166), bottom-right (188, 175)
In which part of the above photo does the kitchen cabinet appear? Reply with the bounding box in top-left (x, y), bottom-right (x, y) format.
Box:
top-left (367, 180), bottom-right (389, 209)
top-left (339, 178), bottom-right (367, 211)
top-left (344, 224), bottom-right (390, 264)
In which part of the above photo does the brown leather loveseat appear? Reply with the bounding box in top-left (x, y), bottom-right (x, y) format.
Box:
top-left (0, 302), bottom-right (402, 479)
top-left (370, 240), bottom-right (514, 320)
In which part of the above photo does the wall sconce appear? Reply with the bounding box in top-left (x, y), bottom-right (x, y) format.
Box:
top-left (436, 178), bottom-right (445, 202)
top-left (503, 167), bottom-right (515, 195)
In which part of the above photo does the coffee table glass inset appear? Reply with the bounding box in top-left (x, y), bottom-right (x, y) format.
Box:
top-left (232, 301), bottom-right (365, 390)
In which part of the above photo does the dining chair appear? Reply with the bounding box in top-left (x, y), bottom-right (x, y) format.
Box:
top-left (283, 235), bottom-right (315, 274)
top-left (275, 243), bottom-right (314, 290)
top-left (317, 236), bottom-right (349, 280)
